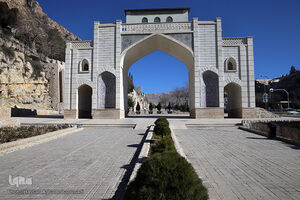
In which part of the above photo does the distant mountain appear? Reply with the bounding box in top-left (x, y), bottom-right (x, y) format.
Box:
top-left (146, 86), bottom-right (189, 106)
top-left (146, 92), bottom-right (172, 105)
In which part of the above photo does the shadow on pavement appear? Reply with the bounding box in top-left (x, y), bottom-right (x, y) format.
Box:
top-left (110, 126), bottom-right (151, 199)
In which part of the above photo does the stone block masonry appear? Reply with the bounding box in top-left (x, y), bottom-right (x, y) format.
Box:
top-left (64, 9), bottom-right (256, 119)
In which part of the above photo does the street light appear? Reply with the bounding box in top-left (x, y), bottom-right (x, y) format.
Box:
top-left (269, 88), bottom-right (290, 109)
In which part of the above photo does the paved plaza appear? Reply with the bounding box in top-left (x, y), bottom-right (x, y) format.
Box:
top-left (173, 127), bottom-right (300, 200)
top-left (0, 127), bottom-right (146, 199)
top-left (0, 117), bottom-right (299, 199)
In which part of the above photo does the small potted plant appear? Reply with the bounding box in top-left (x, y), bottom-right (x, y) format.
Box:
top-left (157, 102), bottom-right (162, 114)
top-left (167, 102), bottom-right (172, 114)
top-left (149, 103), bottom-right (153, 114)
top-left (136, 102), bottom-right (141, 114)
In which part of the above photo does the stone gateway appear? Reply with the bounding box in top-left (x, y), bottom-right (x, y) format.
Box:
top-left (64, 8), bottom-right (255, 119)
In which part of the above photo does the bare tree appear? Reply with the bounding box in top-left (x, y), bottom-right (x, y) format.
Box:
top-left (159, 95), bottom-right (169, 106)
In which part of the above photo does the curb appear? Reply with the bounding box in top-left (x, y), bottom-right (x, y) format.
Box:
top-left (129, 125), bottom-right (153, 182)
top-left (170, 127), bottom-right (189, 162)
top-left (0, 127), bottom-right (83, 155)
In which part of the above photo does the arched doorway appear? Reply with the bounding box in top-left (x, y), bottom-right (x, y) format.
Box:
top-left (98, 72), bottom-right (116, 109)
top-left (121, 34), bottom-right (194, 116)
top-left (202, 71), bottom-right (219, 107)
top-left (78, 84), bottom-right (92, 118)
top-left (224, 82), bottom-right (242, 118)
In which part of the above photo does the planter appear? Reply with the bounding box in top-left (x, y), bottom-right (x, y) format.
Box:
top-left (168, 111), bottom-right (173, 114)
top-left (149, 111), bottom-right (153, 114)
top-left (136, 111), bottom-right (141, 114)
top-left (157, 111), bottom-right (162, 114)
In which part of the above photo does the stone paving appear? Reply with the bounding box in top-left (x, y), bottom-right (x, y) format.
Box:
top-left (173, 127), bottom-right (300, 200)
top-left (0, 127), bottom-right (146, 199)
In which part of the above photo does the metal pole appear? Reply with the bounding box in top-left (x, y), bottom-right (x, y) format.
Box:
top-left (284, 89), bottom-right (290, 109)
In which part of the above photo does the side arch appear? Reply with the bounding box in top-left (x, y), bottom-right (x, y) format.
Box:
top-left (98, 71), bottom-right (116, 109)
top-left (202, 71), bottom-right (219, 107)
top-left (78, 84), bottom-right (92, 118)
top-left (224, 82), bottom-right (242, 118)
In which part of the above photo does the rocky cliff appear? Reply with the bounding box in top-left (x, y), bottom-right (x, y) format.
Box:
top-left (1, 0), bottom-right (79, 41)
top-left (0, 46), bottom-right (63, 111)
top-left (128, 89), bottom-right (149, 112)
top-left (0, 0), bottom-right (77, 114)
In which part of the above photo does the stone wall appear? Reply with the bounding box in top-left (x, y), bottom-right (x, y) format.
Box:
top-left (242, 119), bottom-right (300, 145)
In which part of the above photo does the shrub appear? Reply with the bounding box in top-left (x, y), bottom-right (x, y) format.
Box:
top-left (128, 96), bottom-right (134, 110)
top-left (152, 135), bottom-right (176, 154)
top-left (154, 117), bottom-right (169, 126)
top-left (0, 125), bottom-right (70, 144)
top-left (1, 45), bottom-right (15, 59)
top-left (154, 121), bottom-right (171, 137)
top-left (124, 152), bottom-right (208, 200)
top-left (157, 102), bottom-right (162, 111)
top-left (136, 102), bottom-right (141, 112)
top-left (149, 102), bottom-right (153, 111)
top-left (0, 2), bottom-right (18, 28)
top-left (30, 60), bottom-right (43, 78)
top-left (167, 102), bottom-right (172, 111)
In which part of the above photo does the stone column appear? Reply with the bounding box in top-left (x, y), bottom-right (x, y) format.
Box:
top-left (115, 20), bottom-right (124, 118)
top-left (216, 17), bottom-right (225, 108)
top-left (63, 42), bottom-right (77, 118)
top-left (247, 37), bottom-right (255, 108)
top-left (191, 17), bottom-right (200, 118)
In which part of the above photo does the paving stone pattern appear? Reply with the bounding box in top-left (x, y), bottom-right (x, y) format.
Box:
top-left (174, 127), bottom-right (300, 200)
top-left (0, 128), bottom-right (145, 199)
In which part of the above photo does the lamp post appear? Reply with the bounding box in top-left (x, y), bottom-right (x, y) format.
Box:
top-left (269, 88), bottom-right (290, 109)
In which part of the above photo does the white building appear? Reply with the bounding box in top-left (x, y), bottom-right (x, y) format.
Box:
top-left (64, 8), bottom-right (255, 119)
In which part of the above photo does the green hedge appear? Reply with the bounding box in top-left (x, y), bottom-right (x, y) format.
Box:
top-left (153, 122), bottom-right (171, 137)
top-left (125, 118), bottom-right (208, 200)
top-left (154, 117), bottom-right (169, 126)
top-left (124, 152), bottom-right (208, 200)
top-left (151, 135), bottom-right (176, 154)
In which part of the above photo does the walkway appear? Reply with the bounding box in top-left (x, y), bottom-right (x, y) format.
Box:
top-left (173, 127), bottom-right (300, 200)
top-left (0, 127), bottom-right (146, 199)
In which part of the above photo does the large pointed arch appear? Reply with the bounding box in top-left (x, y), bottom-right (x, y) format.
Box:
top-left (120, 33), bottom-right (195, 116)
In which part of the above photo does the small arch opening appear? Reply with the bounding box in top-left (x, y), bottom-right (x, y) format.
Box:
top-left (226, 58), bottom-right (237, 71)
top-left (166, 16), bottom-right (173, 22)
top-left (81, 59), bottom-right (89, 72)
top-left (142, 17), bottom-right (148, 23)
top-left (154, 17), bottom-right (161, 23)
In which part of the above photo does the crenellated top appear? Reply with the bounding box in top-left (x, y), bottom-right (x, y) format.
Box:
top-left (70, 41), bottom-right (93, 49)
top-left (121, 22), bottom-right (193, 34)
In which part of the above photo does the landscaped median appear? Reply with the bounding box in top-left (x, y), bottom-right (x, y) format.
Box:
top-left (124, 117), bottom-right (208, 200)
top-left (0, 124), bottom-right (83, 155)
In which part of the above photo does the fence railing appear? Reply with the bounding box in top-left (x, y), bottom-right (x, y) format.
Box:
top-left (121, 22), bottom-right (192, 34)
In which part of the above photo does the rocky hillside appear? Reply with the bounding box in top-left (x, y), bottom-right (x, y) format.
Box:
top-left (0, 0), bottom-right (79, 61)
top-left (0, 0), bottom-right (78, 114)
top-left (0, 45), bottom-right (63, 111)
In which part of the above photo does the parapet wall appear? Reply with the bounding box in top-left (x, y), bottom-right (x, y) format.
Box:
top-left (242, 119), bottom-right (300, 146)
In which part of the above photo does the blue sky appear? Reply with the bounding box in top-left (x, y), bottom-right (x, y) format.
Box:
top-left (38, 0), bottom-right (300, 93)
